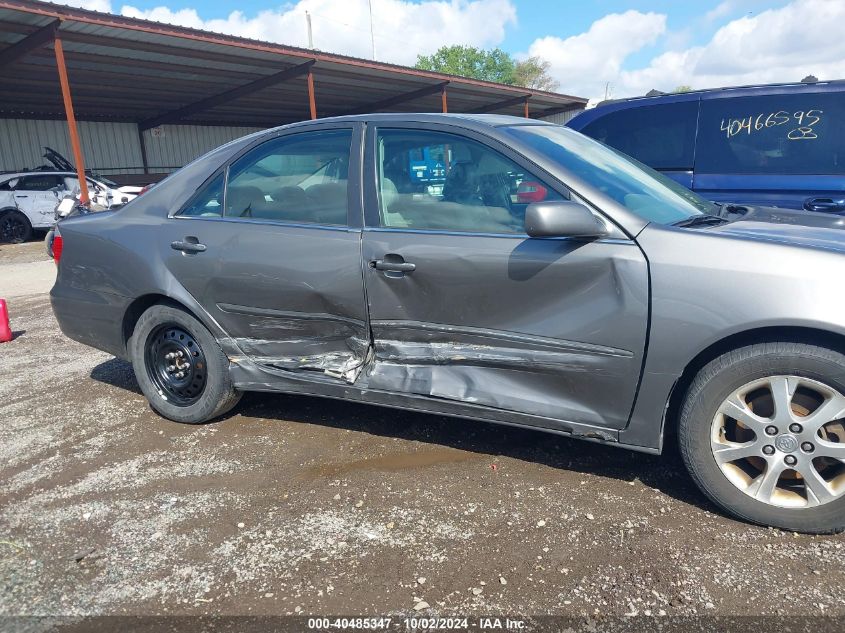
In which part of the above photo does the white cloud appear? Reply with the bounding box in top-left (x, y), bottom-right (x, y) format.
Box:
top-left (59, 0), bottom-right (114, 11)
top-left (525, 10), bottom-right (666, 101)
top-left (616, 0), bottom-right (845, 100)
top-left (705, 1), bottom-right (736, 22)
top-left (115, 0), bottom-right (516, 66)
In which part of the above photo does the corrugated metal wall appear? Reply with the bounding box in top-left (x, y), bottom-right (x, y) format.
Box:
top-left (0, 119), bottom-right (263, 176)
top-left (0, 119), bottom-right (142, 173)
top-left (540, 109), bottom-right (584, 125)
top-left (0, 115), bottom-right (580, 178)
top-left (141, 124), bottom-right (263, 173)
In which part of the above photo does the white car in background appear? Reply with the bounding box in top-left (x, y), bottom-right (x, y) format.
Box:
top-left (0, 148), bottom-right (142, 242)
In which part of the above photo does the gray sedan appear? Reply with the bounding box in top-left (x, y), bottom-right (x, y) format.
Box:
top-left (51, 114), bottom-right (845, 533)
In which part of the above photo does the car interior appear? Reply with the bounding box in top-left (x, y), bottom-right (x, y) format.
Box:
top-left (377, 134), bottom-right (559, 234)
top-left (179, 131), bottom-right (569, 232)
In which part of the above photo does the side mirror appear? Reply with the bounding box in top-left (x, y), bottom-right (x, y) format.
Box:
top-left (525, 200), bottom-right (608, 238)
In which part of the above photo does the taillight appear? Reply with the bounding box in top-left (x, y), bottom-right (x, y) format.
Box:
top-left (52, 234), bottom-right (63, 265)
top-left (517, 180), bottom-right (548, 204)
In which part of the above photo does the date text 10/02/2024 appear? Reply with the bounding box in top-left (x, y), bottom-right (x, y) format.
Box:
top-left (720, 109), bottom-right (822, 141)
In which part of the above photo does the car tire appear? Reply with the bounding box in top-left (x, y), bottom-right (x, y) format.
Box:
top-left (45, 229), bottom-right (55, 258)
top-left (129, 303), bottom-right (242, 424)
top-left (678, 341), bottom-right (845, 534)
top-left (679, 341), bottom-right (845, 534)
top-left (0, 210), bottom-right (33, 243)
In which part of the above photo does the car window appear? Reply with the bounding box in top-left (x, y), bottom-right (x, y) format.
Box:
top-left (0, 178), bottom-right (16, 191)
top-left (376, 129), bottom-right (565, 234)
top-left (580, 101), bottom-right (699, 170)
top-left (506, 124), bottom-right (716, 224)
top-left (696, 92), bottom-right (845, 175)
top-left (224, 130), bottom-right (352, 226)
top-left (64, 177), bottom-right (99, 192)
top-left (180, 172), bottom-right (225, 217)
top-left (17, 175), bottom-right (65, 191)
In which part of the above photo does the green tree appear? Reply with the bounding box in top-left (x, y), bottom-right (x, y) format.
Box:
top-left (672, 85), bottom-right (693, 93)
top-left (415, 45), bottom-right (516, 84)
top-left (512, 56), bottom-right (559, 91)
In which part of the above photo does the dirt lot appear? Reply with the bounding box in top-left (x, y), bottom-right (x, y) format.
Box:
top-left (1, 239), bottom-right (844, 623)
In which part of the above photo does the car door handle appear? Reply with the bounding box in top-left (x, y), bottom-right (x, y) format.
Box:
top-left (371, 259), bottom-right (416, 273)
top-left (804, 197), bottom-right (845, 213)
top-left (171, 239), bottom-right (206, 253)
top-left (14, 195), bottom-right (28, 198)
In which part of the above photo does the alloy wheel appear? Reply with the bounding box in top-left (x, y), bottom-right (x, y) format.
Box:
top-left (0, 215), bottom-right (28, 243)
top-left (711, 375), bottom-right (845, 508)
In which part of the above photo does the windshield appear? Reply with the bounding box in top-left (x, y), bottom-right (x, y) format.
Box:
top-left (93, 174), bottom-right (119, 188)
top-left (504, 124), bottom-right (716, 224)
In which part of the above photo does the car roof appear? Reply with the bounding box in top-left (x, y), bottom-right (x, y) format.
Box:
top-left (0, 171), bottom-right (90, 178)
top-left (0, 171), bottom-right (94, 183)
top-left (567, 79), bottom-right (845, 130)
top-left (270, 112), bottom-right (556, 134)
top-left (595, 79), bottom-right (845, 107)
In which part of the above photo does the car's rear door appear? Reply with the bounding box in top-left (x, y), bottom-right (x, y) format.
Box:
top-left (160, 123), bottom-right (370, 382)
top-left (359, 123), bottom-right (649, 431)
top-left (13, 174), bottom-right (63, 227)
top-left (694, 88), bottom-right (845, 211)
top-left (574, 100), bottom-right (699, 189)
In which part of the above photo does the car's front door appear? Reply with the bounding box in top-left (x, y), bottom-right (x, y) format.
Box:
top-left (162, 124), bottom-right (370, 382)
top-left (360, 125), bottom-right (649, 431)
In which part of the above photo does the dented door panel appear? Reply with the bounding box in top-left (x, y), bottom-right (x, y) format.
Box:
top-left (164, 219), bottom-right (369, 380)
top-left (360, 231), bottom-right (649, 430)
top-left (161, 122), bottom-right (370, 381)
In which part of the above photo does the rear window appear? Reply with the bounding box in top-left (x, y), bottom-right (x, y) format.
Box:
top-left (580, 101), bottom-right (699, 171)
top-left (696, 92), bottom-right (845, 175)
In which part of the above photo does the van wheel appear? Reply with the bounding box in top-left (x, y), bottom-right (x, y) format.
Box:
top-left (129, 304), bottom-right (241, 424)
top-left (0, 211), bottom-right (32, 243)
top-left (679, 341), bottom-right (845, 533)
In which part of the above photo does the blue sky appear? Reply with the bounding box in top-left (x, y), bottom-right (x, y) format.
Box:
top-left (104, 0), bottom-right (778, 54)
top-left (63, 0), bottom-right (843, 102)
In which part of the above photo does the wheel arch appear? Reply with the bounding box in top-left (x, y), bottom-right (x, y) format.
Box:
top-left (0, 206), bottom-right (27, 221)
top-left (122, 293), bottom-right (206, 352)
top-left (662, 325), bottom-right (845, 444)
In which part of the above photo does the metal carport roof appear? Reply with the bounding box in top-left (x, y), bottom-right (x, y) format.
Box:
top-left (0, 0), bottom-right (587, 128)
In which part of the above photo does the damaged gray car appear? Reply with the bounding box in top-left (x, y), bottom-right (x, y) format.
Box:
top-left (51, 114), bottom-right (845, 533)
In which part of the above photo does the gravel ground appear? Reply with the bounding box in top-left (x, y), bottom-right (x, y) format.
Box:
top-left (0, 240), bottom-right (844, 623)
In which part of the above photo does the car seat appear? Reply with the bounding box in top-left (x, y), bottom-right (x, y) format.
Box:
top-left (441, 144), bottom-right (478, 204)
top-left (305, 182), bottom-right (347, 225)
top-left (226, 185), bottom-right (265, 217)
top-left (259, 185), bottom-right (311, 222)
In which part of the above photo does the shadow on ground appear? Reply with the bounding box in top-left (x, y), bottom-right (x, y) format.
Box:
top-left (90, 356), bottom-right (712, 513)
top-left (90, 357), bottom-right (143, 396)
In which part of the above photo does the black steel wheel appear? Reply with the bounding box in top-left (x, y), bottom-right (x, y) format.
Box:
top-left (144, 324), bottom-right (208, 406)
top-left (0, 211), bottom-right (32, 243)
top-left (130, 304), bottom-right (241, 424)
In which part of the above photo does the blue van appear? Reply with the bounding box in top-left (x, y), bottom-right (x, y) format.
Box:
top-left (567, 81), bottom-right (845, 212)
